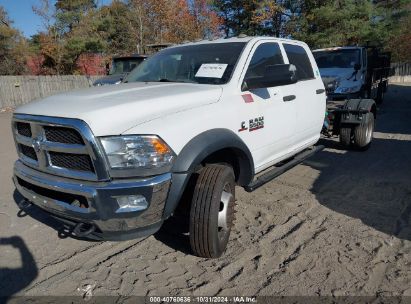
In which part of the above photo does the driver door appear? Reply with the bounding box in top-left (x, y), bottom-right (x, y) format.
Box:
top-left (238, 41), bottom-right (297, 172)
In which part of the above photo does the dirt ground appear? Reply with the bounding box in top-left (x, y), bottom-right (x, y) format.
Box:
top-left (0, 83), bottom-right (410, 299)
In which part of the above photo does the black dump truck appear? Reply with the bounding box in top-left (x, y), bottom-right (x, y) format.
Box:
top-left (312, 46), bottom-right (392, 148)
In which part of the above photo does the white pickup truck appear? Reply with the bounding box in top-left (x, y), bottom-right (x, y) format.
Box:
top-left (13, 37), bottom-right (333, 258)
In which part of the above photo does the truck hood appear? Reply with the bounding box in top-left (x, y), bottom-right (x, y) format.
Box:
top-left (319, 68), bottom-right (357, 80)
top-left (319, 67), bottom-right (363, 93)
top-left (15, 82), bottom-right (223, 136)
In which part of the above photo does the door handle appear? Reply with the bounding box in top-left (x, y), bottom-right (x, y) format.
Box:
top-left (283, 95), bottom-right (296, 102)
top-left (316, 89), bottom-right (325, 94)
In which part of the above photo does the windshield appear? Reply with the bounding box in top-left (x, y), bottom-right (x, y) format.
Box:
top-left (110, 58), bottom-right (145, 75)
top-left (313, 49), bottom-right (361, 69)
top-left (125, 42), bottom-right (246, 85)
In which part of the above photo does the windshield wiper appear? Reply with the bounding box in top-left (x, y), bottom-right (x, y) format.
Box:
top-left (126, 79), bottom-right (199, 84)
top-left (148, 79), bottom-right (198, 84)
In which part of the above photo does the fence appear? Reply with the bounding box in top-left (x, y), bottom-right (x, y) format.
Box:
top-left (0, 75), bottom-right (100, 109)
top-left (390, 62), bottom-right (411, 83)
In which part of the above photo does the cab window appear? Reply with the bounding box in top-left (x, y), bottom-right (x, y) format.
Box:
top-left (283, 44), bottom-right (315, 80)
top-left (244, 43), bottom-right (284, 80)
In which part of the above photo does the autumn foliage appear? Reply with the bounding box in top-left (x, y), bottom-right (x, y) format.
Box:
top-left (0, 0), bottom-right (410, 75)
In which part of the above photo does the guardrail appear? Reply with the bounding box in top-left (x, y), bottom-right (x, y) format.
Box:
top-left (0, 75), bottom-right (100, 109)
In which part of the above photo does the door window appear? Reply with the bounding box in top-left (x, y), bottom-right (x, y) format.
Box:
top-left (244, 43), bottom-right (284, 80)
top-left (283, 44), bottom-right (315, 80)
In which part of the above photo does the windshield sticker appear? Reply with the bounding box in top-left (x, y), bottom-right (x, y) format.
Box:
top-left (195, 63), bottom-right (228, 78)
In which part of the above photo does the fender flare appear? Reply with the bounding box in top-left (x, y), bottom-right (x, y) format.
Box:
top-left (163, 128), bottom-right (254, 218)
top-left (340, 98), bottom-right (377, 125)
top-left (345, 98), bottom-right (376, 115)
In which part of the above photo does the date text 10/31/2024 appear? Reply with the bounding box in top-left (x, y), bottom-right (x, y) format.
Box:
top-left (149, 296), bottom-right (257, 303)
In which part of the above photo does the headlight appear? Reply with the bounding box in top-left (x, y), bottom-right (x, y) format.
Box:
top-left (100, 135), bottom-right (175, 176)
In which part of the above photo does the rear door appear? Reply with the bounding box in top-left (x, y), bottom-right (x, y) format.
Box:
top-left (282, 43), bottom-right (326, 149)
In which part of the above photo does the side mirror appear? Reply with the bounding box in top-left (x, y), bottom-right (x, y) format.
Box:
top-left (354, 63), bottom-right (361, 71)
top-left (242, 64), bottom-right (298, 91)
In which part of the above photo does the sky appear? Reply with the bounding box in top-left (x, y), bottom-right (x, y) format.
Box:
top-left (0, 0), bottom-right (112, 38)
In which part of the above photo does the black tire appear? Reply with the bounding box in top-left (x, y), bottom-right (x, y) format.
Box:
top-left (353, 112), bottom-right (374, 150)
top-left (376, 84), bottom-right (384, 104)
top-left (189, 164), bottom-right (236, 258)
top-left (340, 127), bottom-right (352, 147)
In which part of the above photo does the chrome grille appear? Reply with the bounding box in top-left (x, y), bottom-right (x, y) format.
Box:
top-left (49, 152), bottom-right (94, 173)
top-left (44, 126), bottom-right (84, 145)
top-left (16, 122), bottom-right (32, 137)
top-left (19, 144), bottom-right (38, 161)
top-left (12, 114), bottom-right (109, 181)
top-left (322, 77), bottom-right (338, 95)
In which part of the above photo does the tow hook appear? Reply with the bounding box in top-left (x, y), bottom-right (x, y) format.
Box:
top-left (17, 199), bottom-right (33, 217)
top-left (18, 199), bottom-right (32, 210)
top-left (73, 222), bottom-right (96, 237)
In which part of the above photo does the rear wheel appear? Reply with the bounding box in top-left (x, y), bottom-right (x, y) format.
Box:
top-left (340, 127), bottom-right (352, 147)
top-left (189, 164), bottom-right (236, 258)
top-left (353, 112), bottom-right (374, 149)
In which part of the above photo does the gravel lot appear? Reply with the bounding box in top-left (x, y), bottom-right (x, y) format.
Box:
top-left (0, 83), bottom-right (410, 299)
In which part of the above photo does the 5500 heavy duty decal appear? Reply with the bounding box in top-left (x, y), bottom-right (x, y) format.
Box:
top-left (238, 117), bottom-right (264, 132)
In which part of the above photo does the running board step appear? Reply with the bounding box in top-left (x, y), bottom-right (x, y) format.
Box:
top-left (244, 145), bottom-right (324, 192)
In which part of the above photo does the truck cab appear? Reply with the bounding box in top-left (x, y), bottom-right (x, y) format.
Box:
top-left (93, 54), bottom-right (147, 86)
top-left (312, 47), bottom-right (368, 100)
top-left (313, 46), bottom-right (391, 104)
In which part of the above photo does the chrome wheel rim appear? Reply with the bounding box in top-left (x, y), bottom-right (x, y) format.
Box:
top-left (365, 118), bottom-right (374, 143)
top-left (217, 184), bottom-right (233, 238)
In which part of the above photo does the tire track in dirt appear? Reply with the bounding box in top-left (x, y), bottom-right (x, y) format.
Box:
top-left (24, 239), bottom-right (146, 294)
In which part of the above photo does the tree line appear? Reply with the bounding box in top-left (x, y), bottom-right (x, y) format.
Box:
top-left (0, 0), bottom-right (410, 75)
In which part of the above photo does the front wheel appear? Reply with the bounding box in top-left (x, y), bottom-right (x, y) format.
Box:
top-left (353, 112), bottom-right (375, 149)
top-left (189, 164), bottom-right (236, 258)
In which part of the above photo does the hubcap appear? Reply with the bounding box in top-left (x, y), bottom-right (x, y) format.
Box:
top-left (217, 185), bottom-right (233, 237)
top-left (365, 118), bottom-right (374, 143)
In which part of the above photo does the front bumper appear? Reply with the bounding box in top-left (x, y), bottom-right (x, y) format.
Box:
top-left (327, 92), bottom-right (361, 101)
top-left (13, 160), bottom-right (171, 240)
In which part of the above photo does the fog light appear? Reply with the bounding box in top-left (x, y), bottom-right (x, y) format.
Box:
top-left (115, 195), bottom-right (148, 213)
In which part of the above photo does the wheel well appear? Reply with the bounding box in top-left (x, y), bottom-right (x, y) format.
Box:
top-left (172, 148), bottom-right (252, 219)
top-left (201, 148), bottom-right (253, 186)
